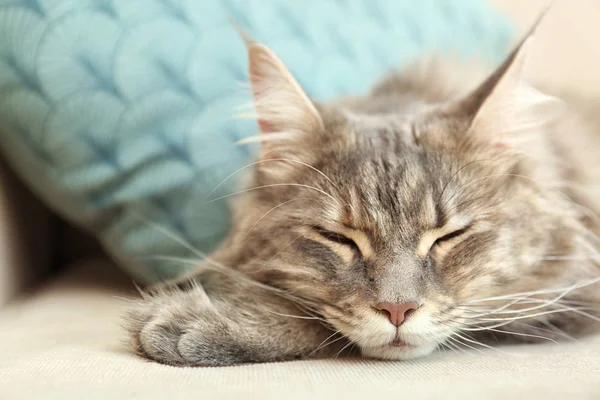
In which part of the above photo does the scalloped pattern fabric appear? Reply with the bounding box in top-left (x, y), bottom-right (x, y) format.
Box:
top-left (0, 0), bottom-right (513, 282)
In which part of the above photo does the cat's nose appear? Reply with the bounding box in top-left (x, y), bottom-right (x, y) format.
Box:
top-left (375, 302), bottom-right (419, 327)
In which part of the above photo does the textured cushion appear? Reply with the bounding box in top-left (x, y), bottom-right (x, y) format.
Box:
top-left (0, 0), bottom-right (513, 282)
top-left (1, 259), bottom-right (599, 399)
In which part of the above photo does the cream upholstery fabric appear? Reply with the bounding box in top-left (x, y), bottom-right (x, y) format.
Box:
top-left (1, 259), bottom-right (600, 399)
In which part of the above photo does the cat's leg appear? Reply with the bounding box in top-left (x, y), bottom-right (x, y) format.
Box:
top-left (126, 276), bottom-right (341, 366)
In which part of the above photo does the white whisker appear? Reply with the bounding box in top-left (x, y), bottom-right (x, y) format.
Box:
top-left (250, 234), bottom-right (304, 273)
top-left (310, 330), bottom-right (345, 356)
top-left (453, 332), bottom-right (505, 354)
top-left (261, 307), bottom-right (327, 321)
top-left (512, 320), bottom-right (576, 341)
top-left (447, 335), bottom-right (485, 355)
top-left (206, 158), bottom-right (338, 200)
top-left (534, 319), bottom-right (577, 341)
top-left (466, 276), bottom-right (600, 304)
top-left (333, 340), bottom-right (355, 359)
top-left (130, 213), bottom-right (325, 313)
top-left (478, 327), bottom-right (558, 344)
top-left (463, 306), bottom-right (593, 329)
top-left (243, 198), bottom-right (310, 239)
top-left (465, 280), bottom-right (598, 318)
top-left (204, 183), bottom-right (337, 205)
top-left (529, 255), bottom-right (600, 262)
top-left (440, 339), bottom-right (461, 355)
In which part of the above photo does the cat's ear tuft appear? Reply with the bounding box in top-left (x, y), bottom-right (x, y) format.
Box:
top-left (451, 11), bottom-right (561, 146)
top-left (245, 41), bottom-right (324, 138)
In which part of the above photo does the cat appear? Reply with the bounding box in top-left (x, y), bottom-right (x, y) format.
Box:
top-left (125, 19), bottom-right (600, 366)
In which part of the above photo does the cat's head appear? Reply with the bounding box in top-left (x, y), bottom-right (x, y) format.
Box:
top-left (231, 33), bottom-right (594, 360)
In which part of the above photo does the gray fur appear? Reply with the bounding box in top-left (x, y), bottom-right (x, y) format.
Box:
top-left (126, 39), bottom-right (600, 366)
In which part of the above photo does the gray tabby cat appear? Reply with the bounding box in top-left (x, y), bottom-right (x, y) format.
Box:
top-left (126, 21), bottom-right (600, 366)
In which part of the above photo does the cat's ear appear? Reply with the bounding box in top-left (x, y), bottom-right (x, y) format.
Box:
top-left (450, 11), bottom-right (559, 145)
top-left (242, 39), bottom-right (324, 144)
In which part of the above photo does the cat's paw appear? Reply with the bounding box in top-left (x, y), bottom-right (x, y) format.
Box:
top-left (125, 289), bottom-right (262, 367)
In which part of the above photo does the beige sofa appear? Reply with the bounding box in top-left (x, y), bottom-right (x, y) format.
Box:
top-left (2, 1), bottom-right (600, 398)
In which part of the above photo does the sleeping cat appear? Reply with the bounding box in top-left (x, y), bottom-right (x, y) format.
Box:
top-left (126, 21), bottom-right (600, 366)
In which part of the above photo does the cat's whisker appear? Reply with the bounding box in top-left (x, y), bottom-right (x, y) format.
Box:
top-left (466, 276), bottom-right (600, 304)
top-left (453, 172), bottom-right (600, 237)
top-left (446, 335), bottom-right (486, 355)
top-left (441, 338), bottom-right (464, 355)
top-left (574, 226), bottom-right (600, 245)
top-left (243, 198), bottom-right (311, 239)
top-left (461, 296), bottom-right (543, 319)
top-left (128, 213), bottom-right (293, 301)
top-left (249, 234), bottom-right (304, 273)
top-left (474, 327), bottom-right (558, 344)
top-left (333, 340), bottom-right (356, 359)
top-left (564, 307), bottom-right (600, 324)
top-left (310, 330), bottom-right (346, 356)
top-left (560, 299), bottom-right (600, 307)
top-left (461, 301), bottom-right (596, 319)
top-left (534, 319), bottom-right (578, 341)
top-left (437, 158), bottom-right (500, 204)
top-left (436, 342), bottom-right (452, 355)
top-left (442, 172), bottom-right (556, 209)
top-left (459, 299), bottom-right (594, 314)
top-left (206, 158), bottom-right (338, 200)
top-left (464, 281), bottom-right (597, 318)
top-left (448, 194), bottom-right (502, 214)
top-left (204, 183), bottom-right (338, 205)
top-left (454, 299), bottom-right (544, 311)
top-left (130, 211), bottom-right (217, 269)
top-left (452, 332), bottom-right (510, 354)
top-left (461, 306), bottom-right (594, 328)
top-left (142, 255), bottom-right (198, 265)
top-left (132, 280), bottom-right (152, 301)
top-left (437, 340), bottom-right (454, 354)
top-left (113, 295), bottom-right (142, 304)
top-left (512, 320), bottom-right (577, 341)
top-left (527, 255), bottom-right (600, 262)
top-left (261, 307), bottom-right (328, 322)
top-left (137, 253), bottom-right (325, 321)
top-left (313, 335), bottom-right (347, 356)
top-left (458, 302), bottom-right (600, 340)
top-left (553, 183), bottom-right (600, 231)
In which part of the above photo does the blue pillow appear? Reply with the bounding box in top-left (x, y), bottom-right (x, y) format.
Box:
top-left (0, 0), bottom-right (513, 283)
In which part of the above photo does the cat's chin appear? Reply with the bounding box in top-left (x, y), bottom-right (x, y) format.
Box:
top-left (360, 342), bottom-right (437, 361)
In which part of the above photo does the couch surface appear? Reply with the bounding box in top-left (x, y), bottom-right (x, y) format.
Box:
top-left (3, 1), bottom-right (600, 399)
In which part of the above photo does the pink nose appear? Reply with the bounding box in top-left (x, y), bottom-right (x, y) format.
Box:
top-left (375, 302), bottom-right (419, 327)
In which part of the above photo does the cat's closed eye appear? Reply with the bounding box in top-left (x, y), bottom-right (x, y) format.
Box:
top-left (429, 225), bottom-right (471, 256)
top-left (312, 225), bottom-right (362, 262)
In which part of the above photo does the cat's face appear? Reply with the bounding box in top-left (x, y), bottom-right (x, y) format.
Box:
top-left (234, 38), bottom-right (587, 359)
top-left (239, 109), bottom-right (555, 360)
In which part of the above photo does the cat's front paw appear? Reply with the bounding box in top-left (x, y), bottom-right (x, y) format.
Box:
top-left (125, 289), bottom-right (261, 367)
